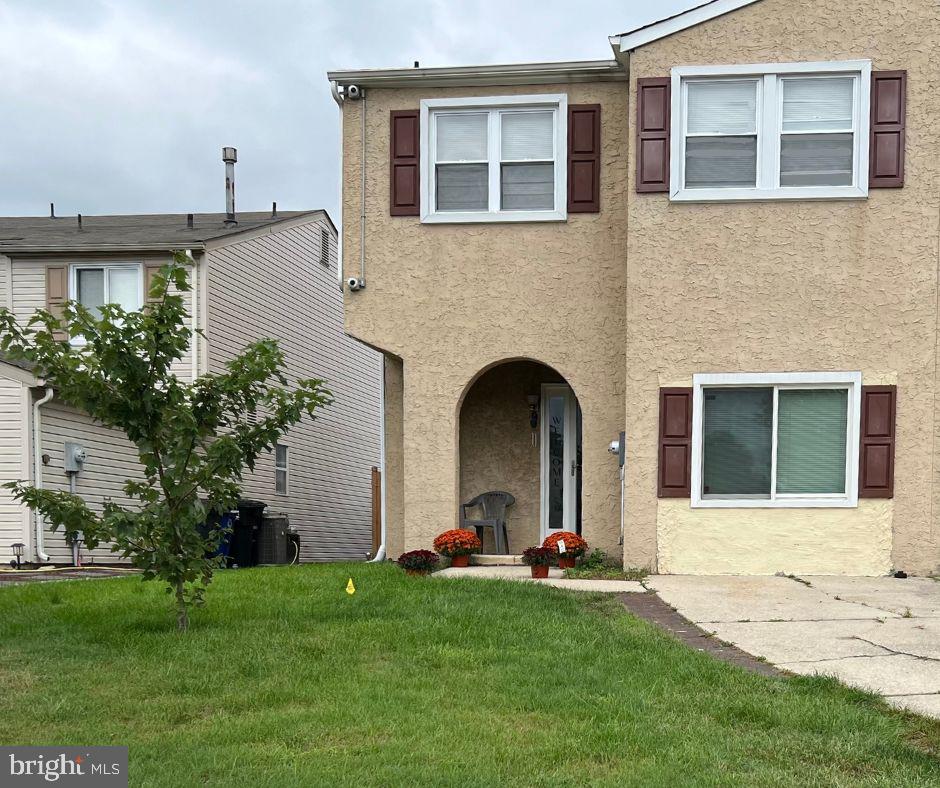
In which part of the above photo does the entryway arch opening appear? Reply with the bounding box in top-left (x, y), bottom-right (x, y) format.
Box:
top-left (457, 359), bottom-right (582, 554)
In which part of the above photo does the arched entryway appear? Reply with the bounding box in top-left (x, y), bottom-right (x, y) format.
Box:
top-left (457, 359), bottom-right (582, 554)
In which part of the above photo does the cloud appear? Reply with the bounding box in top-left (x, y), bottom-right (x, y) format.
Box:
top-left (0, 0), bottom-right (693, 219)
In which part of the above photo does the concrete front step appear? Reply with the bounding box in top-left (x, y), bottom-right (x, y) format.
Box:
top-left (470, 554), bottom-right (523, 566)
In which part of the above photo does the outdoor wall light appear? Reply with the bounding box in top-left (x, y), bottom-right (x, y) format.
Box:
top-left (10, 542), bottom-right (25, 570)
top-left (527, 394), bottom-right (540, 446)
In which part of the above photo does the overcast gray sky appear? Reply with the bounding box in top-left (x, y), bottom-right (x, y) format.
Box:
top-left (0, 0), bottom-right (694, 220)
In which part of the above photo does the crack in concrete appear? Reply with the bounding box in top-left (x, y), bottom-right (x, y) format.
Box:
top-left (884, 691), bottom-right (940, 697)
top-left (850, 635), bottom-right (940, 664)
top-left (791, 574), bottom-right (906, 618)
top-left (698, 617), bottom-right (890, 624)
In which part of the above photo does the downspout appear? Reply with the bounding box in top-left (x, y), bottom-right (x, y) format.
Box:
top-left (330, 81), bottom-right (345, 292)
top-left (32, 386), bottom-right (54, 563)
top-left (370, 361), bottom-right (387, 562)
top-left (186, 249), bottom-right (198, 380)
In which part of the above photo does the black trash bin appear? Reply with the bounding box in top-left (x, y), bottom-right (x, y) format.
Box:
top-left (229, 500), bottom-right (266, 568)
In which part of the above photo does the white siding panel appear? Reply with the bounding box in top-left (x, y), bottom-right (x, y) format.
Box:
top-left (10, 258), bottom-right (195, 383)
top-left (207, 219), bottom-right (382, 562)
top-left (0, 377), bottom-right (29, 562)
top-left (39, 401), bottom-right (142, 564)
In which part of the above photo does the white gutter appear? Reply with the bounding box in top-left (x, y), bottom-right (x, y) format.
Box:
top-left (370, 362), bottom-right (386, 562)
top-left (32, 386), bottom-right (54, 563)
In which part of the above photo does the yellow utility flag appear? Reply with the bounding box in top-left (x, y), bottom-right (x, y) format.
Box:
top-left (346, 577), bottom-right (356, 595)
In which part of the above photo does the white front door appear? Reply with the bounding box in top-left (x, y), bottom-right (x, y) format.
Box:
top-left (540, 383), bottom-right (578, 539)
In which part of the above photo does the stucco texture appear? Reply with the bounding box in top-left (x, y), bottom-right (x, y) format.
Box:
top-left (626, 0), bottom-right (940, 575)
top-left (459, 361), bottom-right (564, 552)
top-left (341, 81), bottom-right (629, 559)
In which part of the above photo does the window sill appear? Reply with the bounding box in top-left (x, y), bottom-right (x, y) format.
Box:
top-left (670, 186), bottom-right (868, 203)
top-left (420, 209), bottom-right (567, 224)
top-left (691, 497), bottom-right (857, 509)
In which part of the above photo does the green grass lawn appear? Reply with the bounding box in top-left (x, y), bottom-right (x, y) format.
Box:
top-left (1, 564), bottom-right (938, 787)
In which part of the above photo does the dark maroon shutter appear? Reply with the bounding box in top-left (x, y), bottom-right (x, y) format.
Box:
top-left (390, 110), bottom-right (420, 215)
top-left (869, 71), bottom-right (906, 188)
top-left (636, 77), bottom-right (670, 193)
top-left (567, 104), bottom-right (600, 213)
top-left (658, 387), bottom-right (692, 497)
top-left (859, 386), bottom-right (896, 498)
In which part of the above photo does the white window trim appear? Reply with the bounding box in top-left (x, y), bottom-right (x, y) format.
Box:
top-left (419, 93), bottom-right (568, 224)
top-left (670, 60), bottom-right (871, 202)
top-left (691, 371), bottom-right (862, 508)
top-left (275, 443), bottom-right (289, 496)
top-left (68, 262), bottom-right (145, 345)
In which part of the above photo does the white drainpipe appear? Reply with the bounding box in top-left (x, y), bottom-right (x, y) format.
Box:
top-left (32, 386), bottom-right (54, 563)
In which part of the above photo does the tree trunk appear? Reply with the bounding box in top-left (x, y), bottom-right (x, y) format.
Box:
top-left (175, 579), bottom-right (189, 632)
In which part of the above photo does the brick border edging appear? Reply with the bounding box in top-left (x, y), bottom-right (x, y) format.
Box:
top-left (616, 592), bottom-right (784, 679)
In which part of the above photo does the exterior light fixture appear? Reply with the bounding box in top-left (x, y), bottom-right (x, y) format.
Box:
top-left (527, 394), bottom-right (540, 446)
top-left (10, 542), bottom-right (25, 570)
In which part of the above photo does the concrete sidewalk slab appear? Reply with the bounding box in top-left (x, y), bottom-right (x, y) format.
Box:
top-left (646, 575), bottom-right (890, 623)
top-left (802, 576), bottom-right (940, 618)
top-left (434, 565), bottom-right (646, 593)
top-left (646, 574), bottom-right (940, 719)
top-left (706, 619), bottom-right (892, 663)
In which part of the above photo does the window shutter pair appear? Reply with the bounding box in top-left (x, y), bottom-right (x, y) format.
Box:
top-left (388, 105), bottom-right (602, 215)
top-left (636, 71), bottom-right (907, 192)
top-left (655, 385), bottom-right (897, 499)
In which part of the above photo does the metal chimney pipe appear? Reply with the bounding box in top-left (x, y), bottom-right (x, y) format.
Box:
top-left (222, 146), bottom-right (237, 225)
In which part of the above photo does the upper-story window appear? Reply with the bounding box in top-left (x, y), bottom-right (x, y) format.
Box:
top-left (671, 61), bottom-right (871, 201)
top-left (69, 263), bottom-right (143, 319)
top-left (420, 94), bottom-right (568, 223)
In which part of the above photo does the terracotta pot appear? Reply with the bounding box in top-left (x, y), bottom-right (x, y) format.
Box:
top-left (405, 568), bottom-right (430, 577)
top-left (449, 554), bottom-right (470, 568)
top-left (530, 564), bottom-right (549, 579)
top-left (558, 556), bottom-right (576, 569)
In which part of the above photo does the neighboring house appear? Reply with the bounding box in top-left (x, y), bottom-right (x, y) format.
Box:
top-left (327, 0), bottom-right (940, 576)
top-left (0, 209), bottom-right (383, 565)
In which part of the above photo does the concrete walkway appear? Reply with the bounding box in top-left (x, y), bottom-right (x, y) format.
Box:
top-left (646, 574), bottom-right (940, 718)
top-left (434, 565), bottom-right (646, 593)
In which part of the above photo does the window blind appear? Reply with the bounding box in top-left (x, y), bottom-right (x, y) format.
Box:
top-left (687, 80), bottom-right (757, 135)
top-left (776, 389), bottom-right (847, 494)
top-left (782, 77), bottom-right (854, 132)
top-left (108, 267), bottom-right (140, 311)
top-left (436, 113), bottom-right (487, 161)
top-left (76, 269), bottom-right (105, 319)
top-left (501, 111), bottom-right (554, 160)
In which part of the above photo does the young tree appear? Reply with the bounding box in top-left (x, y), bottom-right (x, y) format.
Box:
top-left (0, 252), bottom-right (331, 630)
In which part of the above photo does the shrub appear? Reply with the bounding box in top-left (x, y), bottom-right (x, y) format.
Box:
top-left (521, 546), bottom-right (554, 566)
top-left (432, 529), bottom-right (482, 557)
top-left (397, 550), bottom-right (439, 572)
top-left (542, 531), bottom-right (588, 558)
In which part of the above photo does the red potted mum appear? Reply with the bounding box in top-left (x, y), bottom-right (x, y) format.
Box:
top-left (432, 529), bottom-right (482, 568)
top-left (398, 549), bottom-right (439, 576)
top-left (542, 532), bottom-right (588, 569)
top-left (521, 546), bottom-right (554, 578)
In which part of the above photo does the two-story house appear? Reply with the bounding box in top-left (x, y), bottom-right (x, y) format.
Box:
top-left (0, 203), bottom-right (383, 565)
top-left (328, 0), bottom-right (940, 576)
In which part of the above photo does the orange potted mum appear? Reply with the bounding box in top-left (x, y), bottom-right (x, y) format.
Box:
top-left (433, 529), bottom-right (482, 567)
top-left (542, 532), bottom-right (588, 569)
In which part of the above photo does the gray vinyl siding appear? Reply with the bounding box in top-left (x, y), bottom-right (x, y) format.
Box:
top-left (0, 376), bottom-right (29, 562)
top-left (38, 401), bottom-right (142, 564)
top-left (206, 218), bottom-right (382, 562)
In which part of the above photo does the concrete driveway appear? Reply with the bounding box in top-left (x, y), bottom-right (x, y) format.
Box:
top-left (646, 574), bottom-right (940, 718)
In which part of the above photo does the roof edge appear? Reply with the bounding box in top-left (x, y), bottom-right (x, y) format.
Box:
top-left (612, 0), bottom-right (763, 52)
top-left (327, 59), bottom-right (627, 88)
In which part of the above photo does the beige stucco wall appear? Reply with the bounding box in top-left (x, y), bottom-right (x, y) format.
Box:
top-left (341, 81), bottom-right (629, 558)
top-left (459, 361), bottom-right (565, 552)
top-left (627, 0), bottom-right (940, 575)
top-left (383, 355), bottom-right (405, 560)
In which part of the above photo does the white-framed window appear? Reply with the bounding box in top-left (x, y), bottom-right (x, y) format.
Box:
top-left (670, 61), bottom-right (871, 201)
top-left (69, 263), bottom-right (144, 322)
top-left (275, 444), bottom-right (288, 495)
top-left (420, 94), bottom-right (568, 223)
top-left (691, 372), bottom-right (861, 508)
